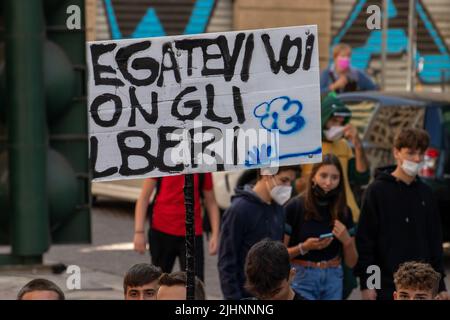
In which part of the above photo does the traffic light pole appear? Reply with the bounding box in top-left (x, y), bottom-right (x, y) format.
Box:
top-left (2, 0), bottom-right (49, 264)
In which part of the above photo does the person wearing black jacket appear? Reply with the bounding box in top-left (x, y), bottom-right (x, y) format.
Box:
top-left (354, 128), bottom-right (448, 300)
top-left (218, 166), bottom-right (298, 300)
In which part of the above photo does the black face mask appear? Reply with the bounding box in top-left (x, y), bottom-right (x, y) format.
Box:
top-left (312, 184), bottom-right (340, 202)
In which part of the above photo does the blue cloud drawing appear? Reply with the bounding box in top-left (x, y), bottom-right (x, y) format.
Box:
top-left (253, 96), bottom-right (305, 135)
top-left (245, 144), bottom-right (275, 167)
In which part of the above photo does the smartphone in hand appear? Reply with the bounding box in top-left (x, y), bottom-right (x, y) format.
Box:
top-left (319, 227), bottom-right (356, 240)
top-left (319, 232), bottom-right (334, 240)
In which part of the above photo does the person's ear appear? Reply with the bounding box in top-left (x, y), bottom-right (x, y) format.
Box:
top-left (393, 291), bottom-right (398, 300)
top-left (288, 268), bottom-right (296, 284)
top-left (393, 148), bottom-right (401, 162)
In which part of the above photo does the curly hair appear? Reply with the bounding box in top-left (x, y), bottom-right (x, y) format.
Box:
top-left (393, 261), bottom-right (441, 295)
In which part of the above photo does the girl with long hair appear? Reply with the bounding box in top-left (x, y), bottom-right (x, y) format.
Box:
top-left (284, 153), bottom-right (358, 300)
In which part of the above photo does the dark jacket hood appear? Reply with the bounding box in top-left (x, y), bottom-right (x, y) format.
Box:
top-left (374, 165), bottom-right (397, 182)
top-left (231, 184), bottom-right (268, 205)
top-left (374, 165), bottom-right (421, 186)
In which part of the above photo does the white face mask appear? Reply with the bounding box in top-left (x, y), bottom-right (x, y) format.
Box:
top-left (270, 184), bottom-right (292, 205)
top-left (324, 126), bottom-right (345, 141)
top-left (401, 159), bottom-right (422, 177)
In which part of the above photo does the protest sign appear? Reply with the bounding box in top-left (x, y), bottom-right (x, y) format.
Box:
top-left (87, 25), bottom-right (322, 181)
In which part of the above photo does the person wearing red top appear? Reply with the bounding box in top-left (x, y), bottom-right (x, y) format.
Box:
top-left (134, 173), bottom-right (220, 281)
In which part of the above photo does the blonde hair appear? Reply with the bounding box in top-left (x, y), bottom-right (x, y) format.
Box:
top-left (333, 43), bottom-right (352, 59)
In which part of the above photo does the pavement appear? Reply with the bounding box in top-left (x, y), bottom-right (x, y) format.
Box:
top-left (0, 264), bottom-right (124, 300)
top-left (0, 199), bottom-right (222, 300)
top-left (1, 198), bottom-right (449, 300)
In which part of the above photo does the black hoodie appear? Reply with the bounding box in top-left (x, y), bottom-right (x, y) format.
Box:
top-left (218, 185), bottom-right (285, 300)
top-left (354, 166), bottom-right (446, 298)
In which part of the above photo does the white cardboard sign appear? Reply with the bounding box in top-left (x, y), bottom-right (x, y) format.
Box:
top-left (87, 25), bottom-right (322, 181)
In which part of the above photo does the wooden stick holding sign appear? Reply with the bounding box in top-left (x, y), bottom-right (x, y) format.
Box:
top-left (87, 25), bottom-right (322, 299)
top-left (184, 174), bottom-right (195, 300)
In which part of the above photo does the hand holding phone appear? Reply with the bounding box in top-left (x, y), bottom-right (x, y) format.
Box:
top-left (302, 237), bottom-right (333, 251)
top-left (319, 226), bottom-right (355, 240)
top-left (319, 232), bottom-right (334, 240)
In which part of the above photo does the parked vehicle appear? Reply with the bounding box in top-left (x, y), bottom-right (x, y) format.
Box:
top-left (211, 91), bottom-right (450, 241)
top-left (91, 179), bottom-right (143, 203)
